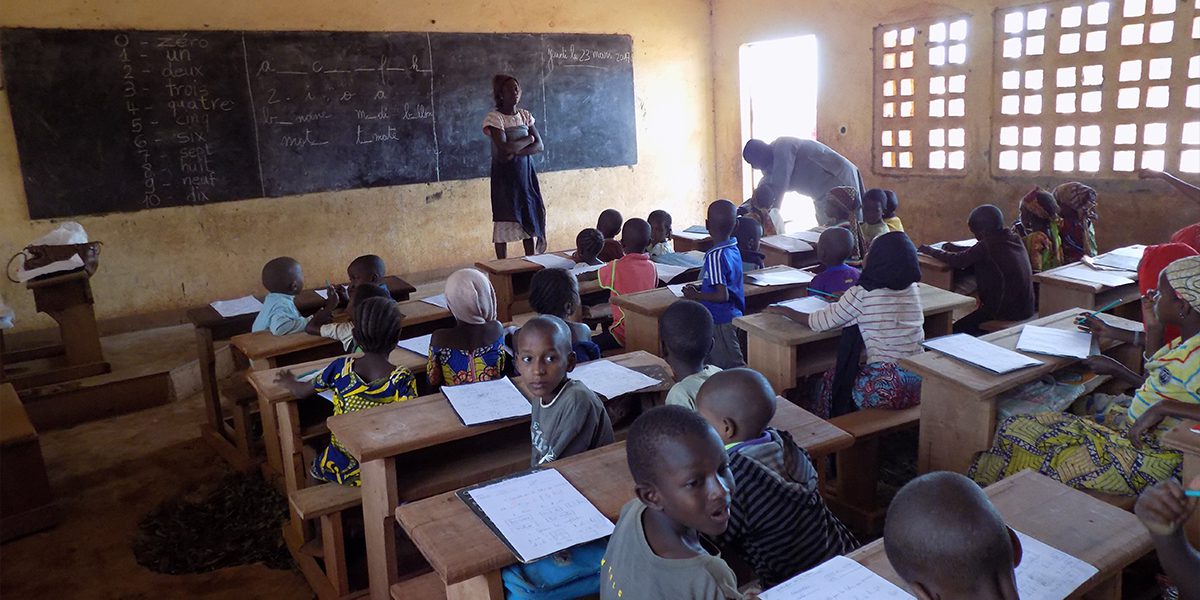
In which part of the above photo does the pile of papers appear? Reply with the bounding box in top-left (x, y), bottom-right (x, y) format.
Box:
top-left (210, 295), bottom-right (264, 317)
top-left (923, 334), bottom-right (1042, 374)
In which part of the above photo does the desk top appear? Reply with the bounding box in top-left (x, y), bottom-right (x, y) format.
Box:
top-left (611, 265), bottom-right (812, 316)
top-left (761, 235), bottom-right (814, 254)
top-left (917, 253), bottom-right (952, 272)
top-left (187, 275), bottom-right (416, 330)
top-left (247, 346), bottom-right (429, 405)
top-left (848, 470), bottom-right (1152, 595)
top-left (396, 401), bottom-right (851, 585)
top-left (899, 309), bottom-right (1139, 398)
top-left (329, 351), bottom-right (674, 463)
top-left (733, 283), bottom-right (975, 346)
top-left (1033, 263), bottom-right (1138, 293)
top-left (474, 251), bottom-right (575, 276)
top-left (1162, 420), bottom-right (1200, 455)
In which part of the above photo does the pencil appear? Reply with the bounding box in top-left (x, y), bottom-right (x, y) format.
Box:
top-left (808, 288), bottom-right (841, 300)
top-left (1083, 298), bottom-right (1123, 319)
top-left (1186, 489), bottom-right (1200, 498)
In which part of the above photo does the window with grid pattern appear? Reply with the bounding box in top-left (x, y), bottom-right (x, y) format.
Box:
top-left (993, 0), bottom-right (1200, 176)
top-left (874, 17), bottom-right (972, 174)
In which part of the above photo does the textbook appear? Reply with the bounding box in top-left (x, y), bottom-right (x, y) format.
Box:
top-left (923, 334), bottom-right (1043, 374)
top-left (441, 377), bottom-right (531, 426)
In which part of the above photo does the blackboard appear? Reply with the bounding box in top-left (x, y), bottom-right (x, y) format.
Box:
top-left (0, 28), bottom-right (637, 219)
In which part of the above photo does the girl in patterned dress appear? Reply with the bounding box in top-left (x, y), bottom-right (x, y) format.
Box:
top-left (1054, 182), bottom-right (1099, 263)
top-left (485, 73), bottom-right (547, 259)
top-left (428, 269), bottom-right (508, 387)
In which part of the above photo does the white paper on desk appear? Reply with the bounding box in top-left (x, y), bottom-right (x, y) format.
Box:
top-left (210, 295), bottom-right (264, 317)
top-left (397, 333), bottom-right (433, 357)
top-left (762, 235), bottom-right (814, 253)
top-left (667, 283), bottom-right (687, 297)
top-left (923, 334), bottom-right (1044, 375)
top-left (1109, 244), bottom-right (1147, 259)
top-left (314, 288), bottom-right (329, 300)
top-left (684, 225), bottom-right (709, 234)
top-left (420, 294), bottom-right (450, 309)
top-left (523, 254), bottom-right (576, 270)
top-left (760, 556), bottom-right (914, 600)
top-left (750, 269), bottom-right (816, 287)
top-left (442, 377), bottom-right (531, 426)
top-left (1013, 530), bottom-right (1098, 600)
top-left (569, 359), bottom-right (661, 399)
top-left (1016, 325), bottom-right (1096, 360)
top-left (786, 230), bottom-right (824, 244)
top-left (674, 230), bottom-right (710, 241)
top-left (1092, 252), bottom-right (1141, 272)
top-left (570, 263), bottom-right (604, 277)
top-left (654, 262), bottom-right (690, 284)
top-left (1053, 265), bottom-right (1136, 287)
top-left (773, 296), bottom-right (832, 314)
top-left (465, 469), bottom-right (614, 563)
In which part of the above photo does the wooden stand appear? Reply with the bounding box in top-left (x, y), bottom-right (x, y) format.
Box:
top-left (1, 270), bottom-right (110, 390)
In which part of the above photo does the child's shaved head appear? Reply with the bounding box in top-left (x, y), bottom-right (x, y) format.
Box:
top-left (262, 256), bottom-right (303, 294)
top-left (517, 315), bottom-right (573, 356)
top-left (968, 205), bottom-right (1006, 233)
top-left (627, 405), bottom-right (719, 486)
top-left (817, 226), bottom-right (855, 267)
top-left (348, 254), bottom-right (386, 284)
top-left (885, 472), bottom-right (1020, 600)
top-left (706, 199), bottom-right (738, 239)
top-left (621, 218), bottom-right (652, 254)
top-left (734, 217), bottom-right (763, 256)
top-left (694, 368), bottom-right (776, 443)
top-left (659, 300), bottom-right (714, 365)
top-left (598, 209), bottom-right (624, 238)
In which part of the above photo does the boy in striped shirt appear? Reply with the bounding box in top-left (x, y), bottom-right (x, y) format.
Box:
top-left (684, 200), bottom-right (746, 368)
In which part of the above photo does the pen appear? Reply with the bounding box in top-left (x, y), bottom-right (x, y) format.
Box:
top-left (808, 288), bottom-right (841, 300)
top-left (1186, 489), bottom-right (1200, 498)
top-left (1077, 298), bottom-right (1122, 322)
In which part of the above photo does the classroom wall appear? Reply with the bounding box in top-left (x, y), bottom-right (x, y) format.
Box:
top-left (0, 0), bottom-right (715, 335)
top-left (711, 0), bottom-right (1196, 250)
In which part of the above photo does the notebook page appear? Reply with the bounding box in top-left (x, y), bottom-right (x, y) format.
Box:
top-left (1013, 530), bottom-right (1098, 600)
top-left (397, 333), bottom-right (433, 358)
top-left (750, 269), bottom-right (816, 286)
top-left (419, 294), bottom-right (450, 309)
top-left (773, 296), bottom-right (833, 314)
top-left (760, 556), bottom-right (915, 599)
top-left (441, 378), bottom-right (531, 426)
top-left (569, 359), bottom-right (661, 399)
top-left (1052, 265), bottom-right (1135, 287)
top-left (667, 283), bottom-right (687, 297)
top-left (654, 262), bottom-right (690, 284)
top-left (210, 295), bottom-right (264, 317)
top-left (786, 230), bottom-right (824, 244)
top-left (523, 254), bottom-right (576, 270)
top-left (761, 235), bottom-right (814, 253)
top-left (1016, 325), bottom-right (1095, 360)
top-left (923, 334), bottom-right (1043, 374)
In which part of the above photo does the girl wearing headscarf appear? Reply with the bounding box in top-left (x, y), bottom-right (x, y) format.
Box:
top-left (971, 256), bottom-right (1200, 498)
top-left (427, 269), bottom-right (508, 386)
top-left (767, 232), bottom-right (925, 418)
top-left (1053, 182), bottom-right (1099, 263)
top-left (1014, 188), bottom-right (1064, 272)
top-left (484, 73), bottom-right (547, 259)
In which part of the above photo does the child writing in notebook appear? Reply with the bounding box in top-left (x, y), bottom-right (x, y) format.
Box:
top-left (882, 190), bottom-right (904, 232)
top-left (428, 269), bottom-right (508, 386)
top-left (252, 256), bottom-right (310, 336)
top-left (485, 74), bottom-right (547, 259)
top-left (305, 283), bottom-right (392, 352)
top-left (684, 200), bottom-right (746, 369)
top-left (884, 472), bottom-right (1021, 600)
top-left (1135, 477), bottom-right (1200, 600)
top-left (597, 209), bottom-right (626, 261)
top-left (274, 297), bottom-right (418, 486)
top-left (596, 218), bottom-right (658, 351)
top-left (648, 210), bottom-right (675, 259)
top-left (528, 268), bottom-right (601, 362)
top-left (697, 369), bottom-right (857, 588)
top-left (808, 227), bottom-right (859, 298)
top-left (860, 189), bottom-right (892, 251)
top-left (601, 405), bottom-right (743, 600)
top-left (661, 300), bottom-right (721, 410)
top-left (573, 228), bottom-right (606, 267)
top-left (735, 216), bottom-right (766, 272)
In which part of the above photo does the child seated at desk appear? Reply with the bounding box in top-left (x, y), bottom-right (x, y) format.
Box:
top-left (1054, 182), bottom-right (1099, 264)
top-left (596, 219), bottom-right (658, 351)
top-left (882, 190), bottom-right (904, 232)
top-left (860, 189), bottom-right (892, 250)
top-left (428, 269), bottom-right (507, 386)
top-left (1014, 188), bottom-right (1064, 273)
top-left (822, 187), bottom-right (864, 263)
top-left (598, 209), bottom-right (626, 262)
top-left (601, 405), bottom-right (743, 600)
top-left (735, 216), bottom-right (766, 272)
top-left (529, 268), bottom-right (601, 362)
top-left (766, 232), bottom-right (924, 418)
top-left (274, 297), bottom-right (418, 486)
top-left (742, 183), bottom-right (785, 237)
top-left (918, 205), bottom-right (1034, 336)
top-left (648, 209), bottom-right (675, 259)
top-left (972, 256), bottom-right (1200, 499)
top-left (696, 369), bottom-right (856, 588)
top-left (346, 254), bottom-right (386, 289)
top-left (306, 283), bottom-right (392, 352)
top-left (884, 472), bottom-right (1022, 600)
top-left (684, 200), bottom-right (746, 369)
top-left (808, 227), bottom-right (859, 297)
top-left (252, 256), bottom-right (310, 336)
top-left (573, 228), bottom-right (606, 267)
top-left (662, 300), bottom-right (722, 410)
top-left (1135, 477), bottom-right (1200, 600)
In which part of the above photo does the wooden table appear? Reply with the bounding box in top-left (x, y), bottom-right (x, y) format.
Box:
top-left (612, 265), bottom-right (814, 355)
top-left (1162, 420), bottom-right (1200, 546)
top-left (901, 309), bottom-right (1139, 474)
top-left (4, 270), bottom-right (111, 390)
top-left (330, 351), bottom-right (675, 600)
top-left (395, 401), bottom-right (853, 600)
top-left (734, 284), bottom-right (976, 394)
top-left (917, 253), bottom-right (955, 291)
top-left (475, 253), bottom-right (605, 322)
top-left (1033, 263), bottom-right (1141, 318)
top-left (760, 235), bottom-right (819, 269)
top-left (671, 233), bottom-right (713, 253)
top-left (849, 470), bottom-right (1152, 599)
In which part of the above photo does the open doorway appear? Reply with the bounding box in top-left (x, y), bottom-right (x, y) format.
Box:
top-left (739, 35), bottom-right (820, 232)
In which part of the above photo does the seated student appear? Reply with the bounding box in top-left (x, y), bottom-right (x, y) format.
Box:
top-left (528, 268), bottom-right (601, 362)
top-left (766, 232), bottom-right (924, 418)
top-left (661, 300), bottom-right (721, 410)
top-left (306, 283), bottom-right (392, 351)
top-left (346, 254), bottom-right (387, 289)
top-left (1054, 182), bottom-right (1099, 263)
top-left (274, 297), bottom-right (418, 486)
top-left (596, 219), bottom-right (659, 351)
top-left (808, 227), bottom-right (860, 298)
top-left (428, 269), bottom-right (507, 386)
top-left (252, 256), bottom-right (310, 335)
top-left (1014, 187), bottom-right (1064, 272)
top-left (741, 182), bottom-right (785, 236)
top-left (696, 369), bottom-right (857, 587)
top-left (860, 189), bottom-right (892, 251)
top-left (1135, 477), bottom-right (1200, 600)
top-left (514, 316), bottom-right (613, 466)
top-left (684, 200), bottom-right (746, 369)
top-left (648, 210), bottom-right (675, 260)
top-left (884, 472), bottom-right (1021, 600)
top-left (573, 228), bottom-right (606, 267)
top-left (882, 190), bottom-right (904, 232)
top-left (734, 216), bottom-right (766, 272)
top-left (601, 405), bottom-right (742, 600)
top-left (972, 255), bottom-right (1200, 499)
top-left (598, 209), bottom-right (627, 262)
top-left (918, 205), bottom-right (1034, 336)
top-left (822, 187), bottom-right (865, 263)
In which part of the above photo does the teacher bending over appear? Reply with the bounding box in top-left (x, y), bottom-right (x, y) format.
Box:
top-left (484, 74), bottom-right (547, 259)
top-left (742, 137), bottom-right (864, 226)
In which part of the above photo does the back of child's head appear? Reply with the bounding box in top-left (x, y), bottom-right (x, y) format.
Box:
top-left (752, 182), bottom-right (776, 209)
top-left (968, 205), bottom-right (1006, 234)
top-left (627, 405), bottom-right (720, 486)
top-left (262, 256), bottom-right (303, 294)
top-left (823, 187), bottom-right (861, 223)
top-left (659, 300), bottom-right (714, 365)
top-left (1019, 188), bottom-right (1059, 227)
top-left (817, 226), bottom-right (855, 267)
top-left (529, 268), bottom-right (580, 319)
top-left (883, 190), bottom-right (900, 219)
top-left (347, 254), bottom-right (386, 286)
top-left (648, 210), bottom-right (673, 243)
top-left (734, 216), bottom-right (763, 254)
top-left (575, 228), bottom-right (605, 261)
top-left (694, 368), bottom-right (776, 441)
top-left (885, 472), bottom-right (1019, 600)
top-left (352, 296), bottom-right (404, 354)
top-left (706, 199), bottom-right (738, 239)
top-left (620, 218), bottom-right (652, 254)
top-left (351, 282), bottom-right (391, 307)
top-left (863, 189), bottom-right (887, 224)
top-left (598, 209), bottom-right (624, 238)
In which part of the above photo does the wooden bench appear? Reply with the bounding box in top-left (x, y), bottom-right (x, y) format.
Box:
top-left (1162, 420), bottom-right (1200, 546)
top-left (0, 383), bottom-right (58, 541)
top-left (474, 253), bottom-right (606, 322)
top-left (288, 483), bottom-right (366, 600)
top-left (849, 470), bottom-right (1153, 599)
top-left (823, 406), bottom-right (920, 535)
top-left (394, 403), bottom-right (853, 600)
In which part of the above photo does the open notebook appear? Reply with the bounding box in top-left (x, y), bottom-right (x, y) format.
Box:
top-left (923, 334), bottom-right (1043, 375)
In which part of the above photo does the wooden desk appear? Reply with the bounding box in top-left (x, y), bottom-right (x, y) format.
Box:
top-left (4, 271), bottom-right (111, 390)
top-left (1162, 421), bottom-right (1200, 546)
top-left (329, 351), bottom-right (674, 599)
top-left (671, 233), bottom-right (713, 253)
top-left (612, 265), bottom-right (814, 355)
top-left (848, 470), bottom-right (1152, 599)
top-left (475, 253), bottom-right (604, 322)
top-left (734, 284), bottom-right (976, 394)
top-left (901, 309), bottom-right (1139, 474)
top-left (394, 401), bottom-right (852, 600)
top-left (760, 235), bottom-right (818, 269)
top-left (917, 253), bottom-right (955, 291)
top-left (1033, 264), bottom-right (1141, 318)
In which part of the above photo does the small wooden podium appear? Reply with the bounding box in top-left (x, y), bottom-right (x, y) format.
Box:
top-left (1, 269), bottom-right (110, 390)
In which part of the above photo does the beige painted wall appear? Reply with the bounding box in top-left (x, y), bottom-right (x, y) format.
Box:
top-left (0, 0), bottom-right (715, 334)
top-left (711, 0), bottom-right (1196, 251)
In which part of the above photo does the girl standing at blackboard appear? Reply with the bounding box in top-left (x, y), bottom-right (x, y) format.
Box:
top-left (484, 74), bottom-right (547, 259)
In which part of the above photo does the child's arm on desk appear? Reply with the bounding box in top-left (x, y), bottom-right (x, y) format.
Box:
top-left (274, 369), bottom-right (317, 399)
top-left (1135, 478), bottom-right (1200, 600)
top-left (917, 241), bottom-right (984, 268)
top-left (305, 285), bottom-right (343, 336)
top-left (682, 283), bottom-right (727, 303)
top-left (763, 304), bottom-right (811, 327)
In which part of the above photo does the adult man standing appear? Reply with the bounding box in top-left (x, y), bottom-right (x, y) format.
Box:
top-left (742, 138), bottom-right (865, 225)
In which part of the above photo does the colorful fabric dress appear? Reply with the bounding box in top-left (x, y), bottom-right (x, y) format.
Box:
top-left (427, 336), bottom-right (508, 387)
top-left (311, 357), bottom-right (418, 486)
top-left (1017, 220), bottom-right (1064, 272)
top-left (1054, 182), bottom-right (1099, 264)
top-left (484, 109), bottom-right (545, 243)
top-left (969, 334), bottom-right (1200, 496)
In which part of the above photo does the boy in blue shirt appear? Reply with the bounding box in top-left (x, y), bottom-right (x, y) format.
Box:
top-left (251, 256), bottom-right (309, 335)
top-left (684, 200), bottom-right (746, 368)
